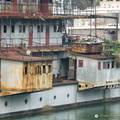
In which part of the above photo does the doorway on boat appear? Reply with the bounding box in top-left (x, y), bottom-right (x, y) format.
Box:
top-left (29, 25), bottom-right (33, 46)
top-left (60, 58), bottom-right (76, 81)
top-left (46, 24), bottom-right (50, 46)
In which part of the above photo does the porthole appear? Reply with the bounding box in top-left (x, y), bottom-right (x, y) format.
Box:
top-left (40, 97), bottom-right (42, 102)
top-left (5, 101), bottom-right (8, 107)
top-left (67, 94), bottom-right (70, 98)
top-left (79, 85), bottom-right (82, 88)
top-left (54, 96), bottom-right (56, 100)
top-left (25, 99), bottom-right (28, 104)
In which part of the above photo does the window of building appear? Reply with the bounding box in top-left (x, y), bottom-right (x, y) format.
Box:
top-left (37, 25), bottom-right (40, 33)
top-left (19, 25), bottom-right (22, 33)
top-left (116, 63), bottom-right (120, 68)
top-left (37, 25), bottom-right (43, 33)
top-left (19, 25), bottom-right (26, 33)
top-left (23, 25), bottom-right (26, 33)
top-left (41, 25), bottom-right (43, 32)
top-left (11, 25), bottom-right (15, 33)
top-left (106, 61), bottom-right (110, 69)
top-left (53, 24), bottom-right (56, 32)
top-left (4, 25), bottom-right (7, 33)
top-left (111, 61), bottom-right (114, 68)
top-left (103, 61), bottom-right (110, 69)
top-left (98, 62), bottom-right (101, 70)
top-left (78, 60), bottom-right (83, 67)
top-left (103, 62), bottom-right (106, 69)
top-left (48, 65), bottom-right (52, 73)
top-left (24, 66), bottom-right (28, 75)
top-left (43, 65), bottom-right (46, 73)
top-left (37, 65), bottom-right (41, 74)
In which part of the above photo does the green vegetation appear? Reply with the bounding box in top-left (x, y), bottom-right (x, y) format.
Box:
top-left (86, 0), bottom-right (100, 7)
top-left (103, 39), bottom-right (120, 63)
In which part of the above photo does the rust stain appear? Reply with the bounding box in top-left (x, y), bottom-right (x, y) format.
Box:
top-left (0, 60), bottom-right (53, 96)
top-left (22, 61), bottom-right (52, 92)
top-left (1, 91), bottom-right (21, 96)
top-left (78, 81), bottom-right (95, 91)
top-left (71, 43), bottom-right (102, 54)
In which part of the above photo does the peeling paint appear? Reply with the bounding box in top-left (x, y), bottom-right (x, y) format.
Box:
top-left (0, 59), bottom-right (53, 96)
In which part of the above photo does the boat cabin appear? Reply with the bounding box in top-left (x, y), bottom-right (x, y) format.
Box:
top-left (76, 54), bottom-right (120, 90)
top-left (0, 51), bottom-right (53, 96)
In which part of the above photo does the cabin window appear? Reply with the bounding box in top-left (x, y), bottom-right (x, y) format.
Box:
top-left (3, 25), bottom-right (7, 33)
top-left (23, 25), bottom-right (26, 33)
top-left (41, 25), bottom-right (43, 32)
top-left (43, 65), bottom-right (46, 73)
top-left (103, 61), bottom-right (110, 69)
top-left (98, 62), bottom-right (101, 70)
top-left (111, 61), bottom-right (114, 68)
top-left (11, 25), bottom-right (15, 33)
top-left (116, 63), bottom-right (120, 68)
top-left (37, 25), bottom-right (43, 33)
top-left (37, 25), bottom-right (40, 33)
top-left (106, 62), bottom-right (110, 69)
top-left (19, 25), bottom-right (26, 33)
top-left (24, 66), bottom-right (28, 75)
top-left (37, 65), bottom-right (41, 74)
top-left (48, 65), bottom-right (52, 73)
top-left (53, 25), bottom-right (56, 32)
top-left (19, 25), bottom-right (22, 33)
top-left (103, 62), bottom-right (106, 69)
top-left (78, 60), bottom-right (83, 67)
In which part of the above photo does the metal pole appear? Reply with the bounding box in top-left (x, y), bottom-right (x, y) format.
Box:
top-left (116, 17), bottom-right (118, 40)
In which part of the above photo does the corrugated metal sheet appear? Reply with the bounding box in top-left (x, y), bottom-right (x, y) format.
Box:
top-left (68, 50), bottom-right (114, 59)
top-left (71, 43), bottom-right (102, 54)
top-left (0, 50), bottom-right (26, 56)
top-left (0, 55), bottom-right (53, 62)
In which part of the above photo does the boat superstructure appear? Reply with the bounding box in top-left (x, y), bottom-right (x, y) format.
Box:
top-left (0, 0), bottom-right (120, 119)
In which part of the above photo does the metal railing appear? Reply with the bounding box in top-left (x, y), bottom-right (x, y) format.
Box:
top-left (0, 2), bottom-right (87, 16)
top-left (0, 37), bottom-right (65, 50)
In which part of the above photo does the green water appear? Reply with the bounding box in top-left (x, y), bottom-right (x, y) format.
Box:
top-left (5, 101), bottom-right (120, 120)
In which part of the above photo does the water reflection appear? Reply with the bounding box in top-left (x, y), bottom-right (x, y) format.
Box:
top-left (5, 101), bottom-right (120, 120)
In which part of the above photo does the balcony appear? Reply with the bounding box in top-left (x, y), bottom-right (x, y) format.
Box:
top-left (0, 2), bottom-right (83, 19)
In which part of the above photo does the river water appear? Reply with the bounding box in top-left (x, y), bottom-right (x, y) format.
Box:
top-left (5, 101), bottom-right (120, 120)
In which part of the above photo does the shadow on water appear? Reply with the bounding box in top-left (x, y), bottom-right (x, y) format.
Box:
top-left (3, 101), bottom-right (120, 120)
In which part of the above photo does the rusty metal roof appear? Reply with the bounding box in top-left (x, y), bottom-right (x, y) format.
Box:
top-left (0, 50), bottom-right (26, 56)
top-left (0, 50), bottom-right (53, 62)
top-left (0, 55), bottom-right (53, 62)
top-left (69, 51), bottom-right (114, 60)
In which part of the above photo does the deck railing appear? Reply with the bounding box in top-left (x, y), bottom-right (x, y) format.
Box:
top-left (0, 2), bottom-right (85, 17)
